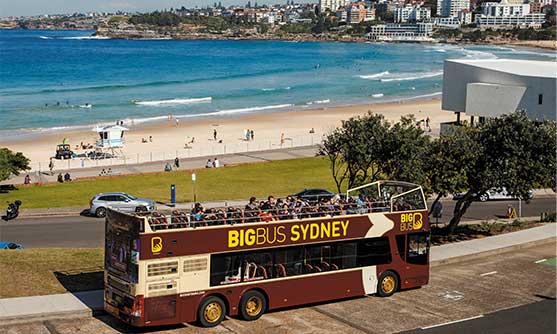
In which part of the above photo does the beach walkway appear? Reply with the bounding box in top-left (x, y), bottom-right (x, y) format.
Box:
top-left (1, 145), bottom-right (319, 186)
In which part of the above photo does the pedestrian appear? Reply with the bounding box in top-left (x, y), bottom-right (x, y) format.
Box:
top-left (206, 159), bottom-right (213, 168)
top-left (164, 162), bottom-right (172, 172)
top-left (426, 117), bottom-right (431, 132)
top-left (57, 173), bottom-right (64, 183)
top-left (49, 158), bottom-right (54, 175)
top-left (245, 129), bottom-right (250, 141)
top-left (175, 118), bottom-right (179, 127)
top-left (24, 174), bottom-right (31, 185)
top-left (149, 135), bottom-right (153, 142)
top-left (213, 157), bottom-right (220, 168)
top-left (213, 129), bottom-right (217, 141)
top-left (250, 129), bottom-right (254, 140)
top-left (174, 157), bottom-right (180, 169)
top-left (280, 133), bottom-right (285, 146)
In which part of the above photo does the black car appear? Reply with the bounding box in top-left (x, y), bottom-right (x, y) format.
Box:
top-left (291, 188), bottom-right (337, 203)
top-left (55, 144), bottom-right (73, 160)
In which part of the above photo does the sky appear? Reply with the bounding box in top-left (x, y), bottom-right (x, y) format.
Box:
top-left (0, 0), bottom-right (292, 18)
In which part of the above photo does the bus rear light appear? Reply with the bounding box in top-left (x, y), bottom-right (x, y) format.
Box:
top-left (132, 295), bottom-right (144, 317)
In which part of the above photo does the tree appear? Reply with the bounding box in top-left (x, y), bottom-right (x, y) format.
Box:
top-left (0, 148), bottom-right (30, 182)
top-left (446, 112), bottom-right (556, 233)
top-left (425, 126), bottom-right (480, 215)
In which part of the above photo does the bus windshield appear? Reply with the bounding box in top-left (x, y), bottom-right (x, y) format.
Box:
top-left (105, 209), bottom-right (142, 283)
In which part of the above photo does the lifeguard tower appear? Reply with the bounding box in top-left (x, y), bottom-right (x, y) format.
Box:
top-left (93, 125), bottom-right (128, 158)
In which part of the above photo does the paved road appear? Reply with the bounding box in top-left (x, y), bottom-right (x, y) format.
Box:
top-left (403, 299), bottom-right (556, 334)
top-left (1, 197), bottom-right (554, 248)
top-left (1, 240), bottom-right (554, 334)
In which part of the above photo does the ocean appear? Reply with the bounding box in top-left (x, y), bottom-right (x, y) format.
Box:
top-left (0, 29), bottom-right (555, 140)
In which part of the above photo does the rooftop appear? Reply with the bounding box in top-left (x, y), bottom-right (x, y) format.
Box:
top-left (446, 59), bottom-right (557, 79)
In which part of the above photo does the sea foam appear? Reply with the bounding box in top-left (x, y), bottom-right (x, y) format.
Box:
top-left (134, 97), bottom-right (212, 106)
top-left (358, 71), bottom-right (390, 79)
top-left (380, 71), bottom-right (443, 82)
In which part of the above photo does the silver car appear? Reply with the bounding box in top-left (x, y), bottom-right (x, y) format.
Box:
top-left (89, 192), bottom-right (156, 218)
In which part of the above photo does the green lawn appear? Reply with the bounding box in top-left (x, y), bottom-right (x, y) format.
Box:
top-left (0, 248), bottom-right (104, 298)
top-left (1, 157), bottom-right (338, 209)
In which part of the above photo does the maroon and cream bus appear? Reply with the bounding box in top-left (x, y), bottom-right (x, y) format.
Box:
top-left (104, 181), bottom-right (430, 327)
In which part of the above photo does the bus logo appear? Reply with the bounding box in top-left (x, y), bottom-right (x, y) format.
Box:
top-left (151, 237), bottom-right (163, 253)
top-left (400, 212), bottom-right (423, 231)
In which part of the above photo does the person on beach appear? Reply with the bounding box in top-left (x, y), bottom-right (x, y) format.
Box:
top-left (426, 117), bottom-right (431, 132)
top-left (49, 158), bottom-right (54, 175)
top-left (174, 157), bottom-right (180, 169)
top-left (149, 136), bottom-right (153, 142)
top-left (213, 129), bottom-right (217, 141)
top-left (250, 129), bottom-right (254, 140)
top-left (280, 133), bottom-right (285, 146)
top-left (309, 128), bottom-right (315, 134)
top-left (175, 118), bottom-right (179, 127)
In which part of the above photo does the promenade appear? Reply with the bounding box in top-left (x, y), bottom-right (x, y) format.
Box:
top-left (1, 145), bottom-right (319, 186)
top-left (0, 223), bottom-right (554, 325)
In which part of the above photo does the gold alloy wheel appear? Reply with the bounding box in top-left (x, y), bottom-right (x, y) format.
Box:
top-left (245, 296), bottom-right (263, 317)
top-left (381, 276), bottom-right (396, 294)
top-left (203, 302), bottom-right (223, 323)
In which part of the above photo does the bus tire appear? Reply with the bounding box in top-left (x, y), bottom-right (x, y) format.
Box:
top-left (198, 296), bottom-right (226, 327)
top-left (377, 271), bottom-right (399, 297)
top-left (239, 290), bottom-right (266, 321)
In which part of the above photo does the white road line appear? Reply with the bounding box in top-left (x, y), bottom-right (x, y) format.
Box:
top-left (535, 259), bottom-right (547, 264)
top-left (480, 271), bottom-right (498, 277)
top-left (421, 315), bottom-right (484, 330)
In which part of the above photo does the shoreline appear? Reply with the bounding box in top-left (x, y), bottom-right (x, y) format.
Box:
top-left (2, 98), bottom-right (453, 170)
top-left (0, 93), bottom-right (443, 143)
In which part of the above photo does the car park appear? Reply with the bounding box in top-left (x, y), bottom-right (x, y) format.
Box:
top-left (89, 192), bottom-right (156, 218)
top-left (0, 241), bottom-right (24, 250)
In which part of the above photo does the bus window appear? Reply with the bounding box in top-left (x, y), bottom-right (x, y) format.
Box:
top-left (357, 237), bottom-right (392, 266)
top-left (306, 244), bottom-right (332, 272)
top-left (331, 242), bottom-right (357, 270)
top-left (392, 188), bottom-right (426, 212)
top-left (210, 253), bottom-right (242, 286)
top-left (407, 233), bottom-right (429, 265)
top-left (284, 247), bottom-right (306, 276)
top-left (395, 235), bottom-right (406, 261)
top-left (244, 251), bottom-right (273, 280)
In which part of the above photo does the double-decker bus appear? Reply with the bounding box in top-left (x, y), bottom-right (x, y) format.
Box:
top-left (104, 181), bottom-right (430, 327)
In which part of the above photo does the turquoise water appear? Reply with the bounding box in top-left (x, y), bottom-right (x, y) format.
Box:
top-left (0, 29), bottom-right (555, 139)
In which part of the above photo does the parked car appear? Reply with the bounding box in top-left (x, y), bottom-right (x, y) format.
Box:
top-left (0, 242), bottom-right (24, 250)
top-left (290, 188), bottom-right (337, 203)
top-left (453, 188), bottom-right (534, 202)
top-left (55, 144), bottom-right (73, 160)
top-left (89, 192), bottom-right (156, 218)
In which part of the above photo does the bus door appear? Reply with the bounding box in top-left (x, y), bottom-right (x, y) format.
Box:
top-left (395, 232), bottom-right (429, 287)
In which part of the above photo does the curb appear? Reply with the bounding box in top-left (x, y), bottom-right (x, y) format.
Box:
top-left (430, 236), bottom-right (556, 268)
top-left (0, 309), bottom-right (99, 326)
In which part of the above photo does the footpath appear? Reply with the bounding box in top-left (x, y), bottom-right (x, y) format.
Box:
top-left (1, 145), bottom-right (319, 186)
top-left (0, 223), bottom-right (555, 325)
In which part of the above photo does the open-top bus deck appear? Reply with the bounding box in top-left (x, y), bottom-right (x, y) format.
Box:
top-left (104, 181), bottom-right (430, 327)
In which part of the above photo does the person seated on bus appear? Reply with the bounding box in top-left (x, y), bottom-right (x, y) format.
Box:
top-left (170, 209), bottom-right (188, 228)
top-left (215, 209), bottom-right (227, 225)
top-left (244, 197), bottom-right (259, 223)
top-left (259, 210), bottom-right (274, 222)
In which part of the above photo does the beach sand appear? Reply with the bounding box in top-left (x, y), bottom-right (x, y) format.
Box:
top-left (2, 99), bottom-right (456, 170)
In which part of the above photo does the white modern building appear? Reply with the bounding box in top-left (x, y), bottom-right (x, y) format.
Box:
top-left (437, 0), bottom-right (470, 17)
top-left (475, 13), bottom-right (546, 27)
top-left (367, 23), bottom-right (434, 41)
top-left (442, 59), bottom-right (557, 124)
top-left (481, 0), bottom-right (530, 16)
top-left (320, 0), bottom-right (350, 12)
top-left (394, 5), bottom-right (431, 23)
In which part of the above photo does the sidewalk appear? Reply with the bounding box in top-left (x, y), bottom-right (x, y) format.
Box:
top-left (2, 145), bottom-right (319, 186)
top-left (0, 224), bottom-right (555, 325)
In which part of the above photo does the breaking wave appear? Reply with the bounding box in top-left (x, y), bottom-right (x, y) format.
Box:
top-left (358, 71), bottom-right (390, 79)
top-left (134, 97), bottom-right (212, 106)
top-left (380, 71), bottom-right (443, 82)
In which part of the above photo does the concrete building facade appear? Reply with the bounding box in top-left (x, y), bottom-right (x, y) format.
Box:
top-left (442, 59), bottom-right (557, 122)
top-left (437, 0), bottom-right (471, 17)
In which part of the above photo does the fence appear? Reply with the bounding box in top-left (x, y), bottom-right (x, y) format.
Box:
top-left (30, 134), bottom-right (322, 173)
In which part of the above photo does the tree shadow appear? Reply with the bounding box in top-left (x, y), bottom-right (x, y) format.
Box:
top-left (54, 266), bottom-right (104, 293)
top-left (0, 184), bottom-right (17, 194)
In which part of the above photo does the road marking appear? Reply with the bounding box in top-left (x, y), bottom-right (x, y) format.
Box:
top-left (421, 315), bottom-right (484, 330)
top-left (480, 271), bottom-right (498, 277)
top-left (534, 259), bottom-right (547, 264)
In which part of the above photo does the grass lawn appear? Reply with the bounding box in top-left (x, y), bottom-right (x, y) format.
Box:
top-left (0, 157), bottom-right (338, 209)
top-left (0, 248), bottom-right (104, 298)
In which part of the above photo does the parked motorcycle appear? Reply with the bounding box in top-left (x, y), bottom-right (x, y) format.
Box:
top-left (3, 200), bottom-right (22, 221)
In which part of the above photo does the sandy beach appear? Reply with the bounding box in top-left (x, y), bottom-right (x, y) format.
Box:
top-left (2, 99), bottom-right (455, 171)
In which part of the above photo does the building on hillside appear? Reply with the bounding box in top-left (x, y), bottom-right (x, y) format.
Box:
top-left (458, 9), bottom-right (473, 24)
top-left (429, 16), bottom-right (461, 28)
top-left (441, 59), bottom-right (557, 131)
top-left (529, 0), bottom-right (543, 13)
top-left (475, 13), bottom-right (546, 27)
top-left (437, 0), bottom-right (471, 17)
top-left (320, 0), bottom-right (350, 12)
top-left (481, 0), bottom-right (530, 16)
top-left (366, 22), bottom-right (434, 41)
top-left (394, 5), bottom-right (431, 22)
top-left (347, 2), bottom-right (375, 23)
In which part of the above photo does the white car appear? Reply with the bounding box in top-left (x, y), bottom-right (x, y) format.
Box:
top-left (453, 188), bottom-right (533, 202)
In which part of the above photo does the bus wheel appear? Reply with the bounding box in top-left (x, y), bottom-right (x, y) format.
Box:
top-left (198, 296), bottom-right (226, 327)
top-left (377, 271), bottom-right (398, 297)
top-left (239, 290), bottom-right (266, 321)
